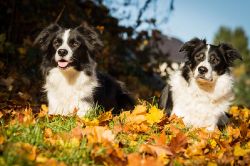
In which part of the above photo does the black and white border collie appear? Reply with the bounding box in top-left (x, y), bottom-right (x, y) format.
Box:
top-left (159, 38), bottom-right (242, 131)
top-left (34, 22), bottom-right (135, 117)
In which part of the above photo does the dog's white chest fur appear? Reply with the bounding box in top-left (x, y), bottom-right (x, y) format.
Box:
top-left (44, 67), bottom-right (98, 117)
top-left (169, 70), bottom-right (234, 130)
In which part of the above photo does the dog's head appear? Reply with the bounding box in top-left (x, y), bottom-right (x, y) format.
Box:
top-left (34, 22), bottom-right (103, 72)
top-left (180, 38), bottom-right (242, 82)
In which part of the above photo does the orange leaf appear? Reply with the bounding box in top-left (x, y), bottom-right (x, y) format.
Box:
top-left (132, 104), bottom-right (147, 115)
top-left (44, 128), bottom-right (53, 138)
top-left (98, 111), bottom-right (112, 125)
top-left (153, 131), bottom-right (167, 146)
top-left (139, 144), bottom-right (173, 156)
top-left (0, 135), bottom-right (4, 144)
top-left (169, 132), bottom-right (188, 154)
top-left (0, 111), bottom-right (3, 118)
top-left (38, 104), bottom-right (48, 117)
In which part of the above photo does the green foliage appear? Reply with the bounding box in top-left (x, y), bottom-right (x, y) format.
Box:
top-left (43, 116), bottom-right (77, 133)
top-left (213, 26), bottom-right (250, 106)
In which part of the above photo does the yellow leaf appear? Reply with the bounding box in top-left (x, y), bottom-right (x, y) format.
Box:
top-left (0, 135), bottom-right (4, 144)
top-left (69, 137), bottom-right (80, 147)
top-left (41, 104), bottom-right (48, 112)
top-left (36, 154), bottom-right (48, 163)
top-left (207, 162), bottom-right (217, 166)
top-left (146, 106), bottom-right (164, 124)
top-left (132, 104), bottom-right (147, 115)
top-left (18, 47), bottom-right (27, 55)
top-left (98, 111), bottom-right (112, 123)
top-left (96, 25), bottom-right (105, 34)
top-left (39, 104), bottom-right (48, 117)
top-left (209, 139), bottom-right (217, 149)
top-left (82, 118), bottom-right (99, 126)
top-left (21, 143), bottom-right (36, 161)
top-left (83, 126), bottom-right (115, 144)
top-left (44, 128), bottom-right (53, 138)
top-left (229, 106), bottom-right (239, 117)
top-left (234, 144), bottom-right (250, 156)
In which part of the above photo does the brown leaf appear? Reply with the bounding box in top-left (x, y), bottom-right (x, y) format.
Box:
top-left (127, 153), bottom-right (164, 166)
top-left (139, 144), bottom-right (173, 156)
top-left (71, 125), bottom-right (83, 140)
top-left (153, 131), bottom-right (167, 146)
top-left (83, 126), bottom-right (115, 144)
top-left (44, 128), bottom-right (53, 138)
top-left (98, 111), bottom-right (112, 125)
top-left (38, 104), bottom-right (48, 118)
top-left (169, 132), bottom-right (188, 154)
top-left (0, 135), bottom-right (4, 144)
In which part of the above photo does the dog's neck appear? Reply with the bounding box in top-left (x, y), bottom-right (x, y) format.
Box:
top-left (195, 78), bottom-right (217, 92)
top-left (60, 67), bottom-right (81, 85)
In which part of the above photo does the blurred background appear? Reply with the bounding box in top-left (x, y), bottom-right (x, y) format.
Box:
top-left (0, 0), bottom-right (249, 108)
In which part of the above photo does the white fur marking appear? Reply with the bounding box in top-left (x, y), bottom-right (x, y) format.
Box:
top-left (55, 29), bottom-right (73, 62)
top-left (44, 67), bottom-right (98, 117)
top-left (194, 45), bottom-right (213, 80)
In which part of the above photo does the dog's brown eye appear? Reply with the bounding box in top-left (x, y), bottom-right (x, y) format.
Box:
top-left (72, 41), bottom-right (80, 47)
top-left (195, 53), bottom-right (205, 60)
top-left (210, 55), bottom-right (220, 64)
top-left (53, 39), bottom-right (61, 47)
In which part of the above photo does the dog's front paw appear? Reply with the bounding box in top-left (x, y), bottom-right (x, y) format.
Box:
top-left (76, 102), bottom-right (93, 117)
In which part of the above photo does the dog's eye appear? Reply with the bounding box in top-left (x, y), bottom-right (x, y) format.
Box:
top-left (210, 55), bottom-right (220, 64)
top-left (72, 41), bottom-right (80, 47)
top-left (195, 53), bottom-right (205, 60)
top-left (53, 39), bottom-right (61, 47)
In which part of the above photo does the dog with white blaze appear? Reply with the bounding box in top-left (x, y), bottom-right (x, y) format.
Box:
top-left (159, 38), bottom-right (242, 131)
top-left (34, 22), bottom-right (135, 117)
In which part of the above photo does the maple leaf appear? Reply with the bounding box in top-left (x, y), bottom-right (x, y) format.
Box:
top-left (208, 139), bottom-right (217, 149)
top-left (0, 135), bottom-right (4, 144)
top-left (70, 125), bottom-right (83, 139)
top-left (83, 126), bottom-right (115, 144)
top-left (185, 139), bottom-right (207, 157)
top-left (146, 106), bottom-right (164, 125)
top-left (44, 128), bottom-right (53, 138)
top-left (15, 143), bottom-right (37, 161)
top-left (169, 132), bottom-right (188, 154)
top-left (139, 144), bottom-right (173, 156)
top-left (81, 117), bottom-right (99, 126)
top-left (0, 111), bottom-right (3, 118)
top-left (132, 104), bottom-right (147, 115)
top-left (38, 104), bottom-right (48, 118)
top-left (152, 131), bottom-right (167, 146)
top-left (234, 144), bottom-right (250, 156)
top-left (98, 111), bottom-right (112, 125)
top-left (127, 153), bottom-right (164, 166)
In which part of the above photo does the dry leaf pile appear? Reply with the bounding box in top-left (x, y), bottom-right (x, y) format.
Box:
top-left (0, 103), bottom-right (249, 165)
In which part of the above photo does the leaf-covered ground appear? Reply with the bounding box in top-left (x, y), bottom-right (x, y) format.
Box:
top-left (0, 102), bottom-right (250, 166)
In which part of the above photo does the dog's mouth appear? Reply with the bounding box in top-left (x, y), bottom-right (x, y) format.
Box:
top-left (196, 75), bottom-right (213, 82)
top-left (57, 59), bottom-right (70, 69)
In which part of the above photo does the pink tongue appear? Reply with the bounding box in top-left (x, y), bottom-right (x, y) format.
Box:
top-left (58, 61), bottom-right (69, 68)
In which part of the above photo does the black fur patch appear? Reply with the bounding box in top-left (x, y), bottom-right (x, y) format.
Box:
top-left (94, 72), bottom-right (135, 114)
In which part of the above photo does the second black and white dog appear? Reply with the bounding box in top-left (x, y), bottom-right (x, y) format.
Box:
top-left (34, 22), bottom-right (135, 117)
top-left (159, 38), bottom-right (242, 130)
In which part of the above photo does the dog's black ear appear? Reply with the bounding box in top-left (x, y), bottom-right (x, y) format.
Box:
top-left (34, 24), bottom-right (61, 52)
top-left (180, 38), bottom-right (206, 52)
top-left (75, 22), bottom-right (103, 53)
top-left (219, 43), bottom-right (242, 66)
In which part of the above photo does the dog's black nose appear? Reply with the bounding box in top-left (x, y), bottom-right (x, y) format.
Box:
top-left (58, 49), bottom-right (68, 57)
top-left (198, 66), bottom-right (208, 74)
